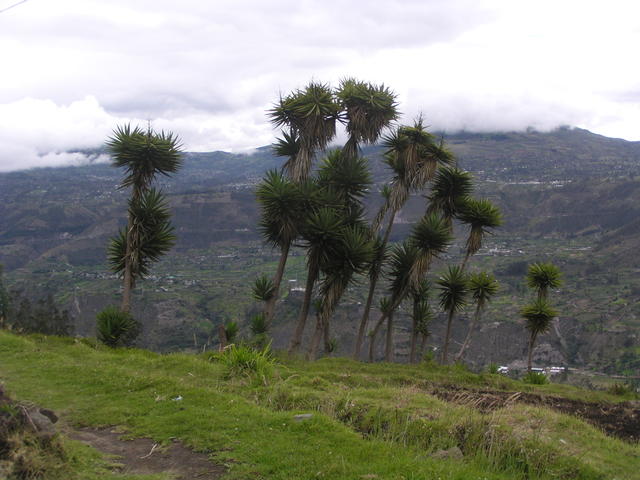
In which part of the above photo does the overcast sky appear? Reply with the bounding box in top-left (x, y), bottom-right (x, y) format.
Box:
top-left (1, 0), bottom-right (639, 171)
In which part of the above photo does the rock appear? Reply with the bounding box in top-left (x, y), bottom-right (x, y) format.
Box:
top-left (24, 408), bottom-right (56, 439)
top-left (293, 414), bottom-right (313, 422)
top-left (39, 408), bottom-right (58, 424)
top-left (431, 446), bottom-right (464, 460)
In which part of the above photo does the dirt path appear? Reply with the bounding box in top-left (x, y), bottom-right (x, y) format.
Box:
top-left (68, 427), bottom-right (226, 479)
top-left (431, 386), bottom-right (640, 443)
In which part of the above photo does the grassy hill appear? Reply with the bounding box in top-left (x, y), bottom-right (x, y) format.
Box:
top-left (0, 332), bottom-right (638, 479)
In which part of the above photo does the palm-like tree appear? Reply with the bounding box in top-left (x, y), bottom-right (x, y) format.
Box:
top-left (337, 78), bottom-right (398, 160)
top-left (354, 126), bottom-right (453, 359)
top-left (256, 170), bottom-right (305, 322)
top-left (269, 82), bottom-right (339, 182)
top-left (454, 272), bottom-right (499, 362)
top-left (457, 198), bottom-right (502, 270)
top-left (288, 207), bottom-right (343, 354)
top-left (368, 215), bottom-right (451, 361)
top-left (521, 299), bottom-right (558, 372)
top-left (526, 262), bottom-right (562, 300)
top-left (107, 124), bottom-right (182, 313)
top-left (308, 225), bottom-right (374, 359)
top-left (108, 189), bottom-right (176, 298)
top-left (437, 265), bottom-right (469, 364)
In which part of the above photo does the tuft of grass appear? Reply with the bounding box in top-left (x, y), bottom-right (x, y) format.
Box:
top-left (209, 342), bottom-right (276, 381)
top-left (522, 371), bottom-right (549, 385)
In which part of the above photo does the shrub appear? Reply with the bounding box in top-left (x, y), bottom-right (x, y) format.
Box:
top-left (211, 343), bottom-right (275, 380)
top-left (96, 306), bottom-right (138, 347)
top-left (607, 382), bottom-right (631, 396)
top-left (522, 371), bottom-right (548, 385)
top-left (225, 321), bottom-right (239, 343)
top-left (250, 313), bottom-right (268, 335)
top-left (487, 363), bottom-right (499, 374)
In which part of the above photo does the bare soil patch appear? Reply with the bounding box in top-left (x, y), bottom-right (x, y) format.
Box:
top-left (69, 427), bottom-right (226, 479)
top-left (431, 386), bottom-right (640, 443)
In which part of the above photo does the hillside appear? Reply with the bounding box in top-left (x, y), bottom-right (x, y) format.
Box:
top-left (0, 332), bottom-right (637, 479)
top-left (1, 127), bottom-right (640, 375)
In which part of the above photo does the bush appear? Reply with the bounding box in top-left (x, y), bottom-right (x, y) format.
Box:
top-left (487, 363), bottom-right (499, 374)
top-left (96, 306), bottom-right (138, 347)
top-left (607, 382), bottom-right (631, 396)
top-left (211, 343), bottom-right (275, 380)
top-left (522, 371), bottom-right (548, 385)
top-left (250, 313), bottom-right (268, 335)
top-left (225, 321), bottom-right (239, 343)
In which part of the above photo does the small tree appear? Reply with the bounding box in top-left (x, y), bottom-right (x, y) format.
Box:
top-left (437, 265), bottom-right (469, 364)
top-left (521, 299), bottom-right (558, 372)
top-left (106, 125), bottom-right (183, 313)
top-left (455, 272), bottom-right (499, 362)
top-left (526, 262), bottom-right (562, 300)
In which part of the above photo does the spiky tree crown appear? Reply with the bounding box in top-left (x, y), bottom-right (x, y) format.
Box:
top-left (521, 298), bottom-right (558, 335)
top-left (436, 265), bottom-right (469, 313)
top-left (526, 262), bottom-right (562, 299)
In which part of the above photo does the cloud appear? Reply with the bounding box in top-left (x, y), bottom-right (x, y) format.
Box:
top-left (0, 0), bottom-right (639, 171)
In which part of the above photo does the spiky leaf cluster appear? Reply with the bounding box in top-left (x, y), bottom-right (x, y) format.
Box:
top-left (252, 275), bottom-right (276, 302)
top-left (526, 262), bottom-right (563, 299)
top-left (108, 189), bottom-right (176, 280)
top-left (468, 272), bottom-right (499, 306)
top-left (107, 124), bottom-right (183, 192)
top-left (427, 166), bottom-right (474, 223)
top-left (436, 265), bottom-right (469, 313)
top-left (521, 299), bottom-right (558, 336)
top-left (457, 198), bottom-right (503, 257)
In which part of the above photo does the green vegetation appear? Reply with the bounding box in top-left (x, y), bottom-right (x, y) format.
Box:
top-left (96, 306), bottom-right (138, 347)
top-left (0, 332), bottom-right (637, 480)
top-left (107, 124), bottom-right (183, 314)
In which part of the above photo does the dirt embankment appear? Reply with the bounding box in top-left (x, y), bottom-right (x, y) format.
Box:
top-left (431, 386), bottom-right (640, 443)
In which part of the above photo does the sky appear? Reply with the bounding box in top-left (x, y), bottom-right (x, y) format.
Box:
top-left (1, 0), bottom-right (639, 171)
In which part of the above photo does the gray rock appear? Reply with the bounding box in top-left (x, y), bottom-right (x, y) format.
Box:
top-left (25, 408), bottom-right (56, 439)
top-left (293, 414), bottom-right (313, 422)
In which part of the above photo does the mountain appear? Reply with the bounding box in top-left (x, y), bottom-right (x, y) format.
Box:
top-left (1, 127), bottom-right (639, 376)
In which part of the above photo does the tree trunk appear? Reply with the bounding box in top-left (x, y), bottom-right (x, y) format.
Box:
top-left (353, 275), bottom-right (378, 360)
top-left (265, 243), bottom-right (290, 323)
top-left (287, 262), bottom-right (318, 354)
top-left (323, 314), bottom-right (331, 354)
top-left (218, 324), bottom-right (227, 351)
top-left (441, 309), bottom-right (455, 364)
top-left (409, 314), bottom-right (418, 363)
top-left (354, 211), bottom-right (396, 359)
top-left (454, 303), bottom-right (482, 363)
top-left (307, 314), bottom-right (323, 360)
top-left (527, 331), bottom-right (537, 372)
top-left (384, 312), bottom-right (395, 362)
top-left (419, 333), bottom-right (428, 360)
top-left (120, 212), bottom-right (135, 313)
top-left (368, 311), bottom-right (388, 362)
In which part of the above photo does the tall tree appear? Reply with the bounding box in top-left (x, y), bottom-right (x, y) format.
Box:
top-left (368, 214), bottom-right (451, 361)
top-left (521, 299), bottom-right (558, 372)
top-left (107, 125), bottom-right (182, 313)
top-left (354, 120), bottom-right (453, 359)
top-left (454, 272), bottom-right (499, 362)
top-left (293, 150), bottom-right (372, 354)
top-left (436, 265), bottom-right (469, 364)
top-left (308, 225), bottom-right (373, 359)
top-left (255, 170), bottom-right (304, 323)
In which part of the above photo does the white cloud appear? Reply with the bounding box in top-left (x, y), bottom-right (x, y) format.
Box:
top-left (0, 0), bottom-right (639, 171)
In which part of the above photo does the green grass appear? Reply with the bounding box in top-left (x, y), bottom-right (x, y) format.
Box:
top-left (0, 332), bottom-right (637, 479)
